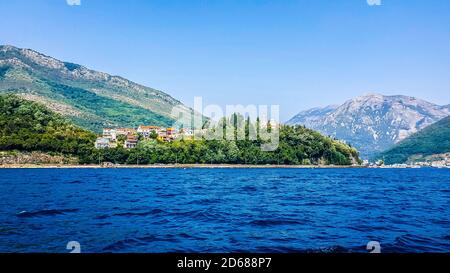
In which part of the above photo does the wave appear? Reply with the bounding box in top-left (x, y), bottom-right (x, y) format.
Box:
top-left (103, 235), bottom-right (179, 252)
top-left (248, 219), bottom-right (303, 227)
top-left (16, 209), bottom-right (79, 218)
top-left (241, 186), bottom-right (258, 192)
top-left (113, 209), bottom-right (165, 217)
top-left (381, 234), bottom-right (450, 253)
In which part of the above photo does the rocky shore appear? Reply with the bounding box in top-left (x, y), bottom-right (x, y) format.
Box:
top-left (0, 151), bottom-right (78, 165)
top-left (0, 163), bottom-right (362, 169)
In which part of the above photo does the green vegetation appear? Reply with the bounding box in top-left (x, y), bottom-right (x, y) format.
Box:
top-left (0, 94), bottom-right (360, 166)
top-left (0, 71), bottom-right (175, 132)
top-left (44, 80), bottom-right (174, 130)
top-left (83, 115), bottom-right (360, 166)
top-left (379, 116), bottom-right (450, 164)
top-left (0, 94), bottom-right (96, 156)
top-left (0, 45), bottom-right (201, 132)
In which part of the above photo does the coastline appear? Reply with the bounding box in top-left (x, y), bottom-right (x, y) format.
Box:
top-left (0, 163), bottom-right (365, 169)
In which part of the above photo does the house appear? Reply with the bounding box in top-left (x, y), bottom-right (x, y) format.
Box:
top-left (155, 128), bottom-right (174, 142)
top-left (158, 135), bottom-right (175, 142)
top-left (137, 125), bottom-right (161, 138)
top-left (116, 128), bottom-right (137, 137)
top-left (103, 128), bottom-right (117, 141)
top-left (166, 128), bottom-right (177, 138)
top-left (96, 125), bottom-right (182, 149)
top-left (124, 135), bottom-right (138, 149)
top-left (95, 138), bottom-right (111, 149)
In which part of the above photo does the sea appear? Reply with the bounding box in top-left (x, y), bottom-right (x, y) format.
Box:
top-left (0, 168), bottom-right (449, 253)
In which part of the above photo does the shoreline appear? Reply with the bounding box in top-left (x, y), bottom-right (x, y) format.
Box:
top-left (0, 163), bottom-right (366, 169)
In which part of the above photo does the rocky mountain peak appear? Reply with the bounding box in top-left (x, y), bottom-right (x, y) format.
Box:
top-left (1, 45), bottom-right (105, 79)
top-left (1, 45), bottom-right (65, 70)
top-left (287, 93), bottom-right (450, 158)
top-left (0, 45), bottom-right (17, 52)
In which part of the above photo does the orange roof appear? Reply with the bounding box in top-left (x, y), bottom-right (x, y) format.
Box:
top-left (166, 128), bottom-right (176, 131)
top-left (139, 126), bottom-right (161, 130)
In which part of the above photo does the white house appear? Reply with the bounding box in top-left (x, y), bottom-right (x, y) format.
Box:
top-left (137, 126), bottom-right (162, 138)
top-left (103, 128), bottom-right (117, 141)
top-left (124, 135), bottom-right (138, 149)
top-left (95, 138), bottom-right (111, 149)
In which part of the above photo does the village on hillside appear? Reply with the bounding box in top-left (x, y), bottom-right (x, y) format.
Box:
top-left (95, 119), bottom-right (281, 150)
top-left (95, 126), bottom-right (195, 149)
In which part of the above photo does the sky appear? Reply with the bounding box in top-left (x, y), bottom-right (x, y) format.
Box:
top-left (1, 0), bottom-right (450, 121)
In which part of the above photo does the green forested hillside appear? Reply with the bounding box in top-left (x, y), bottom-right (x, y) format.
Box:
top-left (0, 94), bottom-right (96, 155)
top-left (379, 116), bottom-right (450, 164)
top-left (0, 45), bottom-right (201, 132)
top-left (42, 80), bottom-right (174, 130)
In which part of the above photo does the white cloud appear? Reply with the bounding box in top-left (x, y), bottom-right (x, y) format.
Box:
top-left (367, 0), bottom-right (382, 6)
top-left (66, 0), bottom-right (81, 6)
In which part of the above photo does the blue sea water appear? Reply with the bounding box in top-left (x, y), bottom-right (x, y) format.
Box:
top-left (0, 168), bottom-right (449, 253)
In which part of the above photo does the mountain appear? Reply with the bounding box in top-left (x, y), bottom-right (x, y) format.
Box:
top-left (379, 116), bottom-right (450, 164)
top-left (0, 45), bottom-right (201, 132)
top-left (287, 93), bottom-right (450, 158)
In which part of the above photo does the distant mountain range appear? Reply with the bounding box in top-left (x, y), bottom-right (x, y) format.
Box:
top-left (0, 45), bottom-right (201, 132)
top-left (287, 93), bottom-right (450, 158)
top-left (380, 115), bottom-right (450, 164)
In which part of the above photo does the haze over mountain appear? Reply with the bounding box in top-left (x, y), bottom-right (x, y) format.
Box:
top-left (287, 93), bottom-right (450, 158)
top-left (0, 45), bottom-right (200, 132)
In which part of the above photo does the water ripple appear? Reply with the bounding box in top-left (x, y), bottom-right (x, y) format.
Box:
top-left (0, 168), bottom-right (449, 253)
